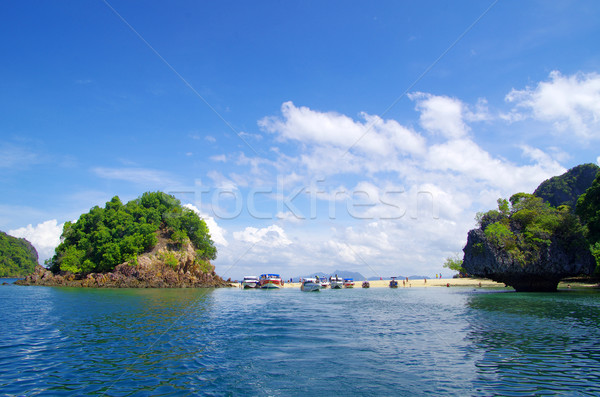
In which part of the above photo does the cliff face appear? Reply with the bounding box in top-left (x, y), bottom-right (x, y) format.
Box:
top-left (16, 233), bottom-right (228, 288)
top-left (463, 229), bottom-right (595, 292)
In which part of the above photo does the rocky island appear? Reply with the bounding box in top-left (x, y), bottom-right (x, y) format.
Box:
top-left (16, 192), bottom-right (228, 288)
top-left (463, 164), bottom-right (599, 292)
top-left (0, 231), bottom-right (38, 278)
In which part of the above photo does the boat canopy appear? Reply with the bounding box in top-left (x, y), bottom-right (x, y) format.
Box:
top-left (344, 278), bottom-right (354, 281)
top-left (260, 274), bottom-right (281, 278)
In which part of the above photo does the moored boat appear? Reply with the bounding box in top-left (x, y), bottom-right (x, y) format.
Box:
top-left (343, 278), bottom-right (355, 288)
top-left (389, 277), bottom-right (398, 288)
top-left (329, 275), bottom-right (343, 289)
top-left (241, 275), bottom-right (260, 289)
top-left (320, 278), bottom-right (330, 289)
top-left (301, 278), bottom-right (321, 292)
top-left (259, 274), bottom-right (284, 289)
top-left (362, 280), bottom-right (370, 288)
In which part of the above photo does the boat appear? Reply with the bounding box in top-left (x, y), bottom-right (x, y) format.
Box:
top-left (259, 274), bottom-right (284, 289)
top-left (343, 278), bottom-right (355, 288)
top-left (362, 280), bottom-right (370, 288)
top-left (241, 275), bottom-right (260, 289)
top-left (329, 275), bottom-right (343, 289)
top-left (320, 278), bottom-right (330, 289)
top-left (301, 278), bottom-right (321, 292)
top-left (389, 277), bottom-right (398, 288)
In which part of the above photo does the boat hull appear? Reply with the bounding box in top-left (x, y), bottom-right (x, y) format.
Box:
top-left (301, 283), bottom-right (321, 292)
top-left (260, 282), bottom-right (282, 289)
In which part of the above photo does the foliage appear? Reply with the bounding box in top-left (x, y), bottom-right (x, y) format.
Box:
top-left (576, 172), bottom-right (600, 270)
top-left (443, 254), bottom-right (465, 274)
top-left (50, 192), bottom-right (217, 274)
top-left (534, 163), bottom-right (599, 210)
top-left (0, 231), bottom-right (38, 277)
top-left (476, 193), bottom-right (588, 266)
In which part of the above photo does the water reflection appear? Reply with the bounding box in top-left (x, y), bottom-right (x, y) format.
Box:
top-left (464, 290), bottom-right (600, 395)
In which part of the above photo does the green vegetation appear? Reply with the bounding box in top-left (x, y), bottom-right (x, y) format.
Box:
top-left (0, 231), bottom-right (38, 277)
top-left (534, 163), bottom-right (599, 210)
top-left (476, 194), bottom-right (588, 267)
top-left (576, 172), bottom-right (600, 272)
top-left (50, 192), bottom-right (217, 275)
top-left (443, 254), bottom-right (465, 274)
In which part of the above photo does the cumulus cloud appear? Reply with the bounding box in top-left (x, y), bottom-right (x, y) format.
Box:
top-left (258, 101), bottom-right (426, 158)
top-left (8, 220), bottom-right (64, 263)
top-left (409, 92), bottom-right (469, 139)
top-left (233, 225), bottom-right (291, 247)
top-left (505, 70), bottom-right (600, 139)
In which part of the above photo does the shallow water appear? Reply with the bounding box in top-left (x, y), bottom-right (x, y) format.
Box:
top-left (1, 282), bottom-right (599, 396)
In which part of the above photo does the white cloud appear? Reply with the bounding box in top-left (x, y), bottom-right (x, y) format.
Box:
top-left (506, 70), bottom-right (600, 139)
top-left (8, 220), bottom-right (64, 263)
top-left (210, 154), bottom-right (227, 162)
top-left (233, 225), bottom-right (291, 247)
top-left (183, 204), bottom-right (228, 247)
top-left (409, 92), bottom-right (469, 139)
top-left (0, 142), bottom-right (39, 169)
top-left (258, 101), bottom-right (426, 158)
top-left (92, 167), bottom-right (177, 186)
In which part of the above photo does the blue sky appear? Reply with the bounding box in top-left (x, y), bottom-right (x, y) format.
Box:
top-left (2, 1), bottom-right (600, 279)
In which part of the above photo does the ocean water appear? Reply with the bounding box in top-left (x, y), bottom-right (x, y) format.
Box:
top-left (1, 281), bottom-right (600, 396)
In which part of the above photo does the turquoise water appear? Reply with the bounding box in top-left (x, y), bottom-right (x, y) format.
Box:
top-left (1, 281), bottom-right (600, 396)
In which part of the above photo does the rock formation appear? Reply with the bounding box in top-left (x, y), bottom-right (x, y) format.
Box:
top-left (463, 228), bottom-right (595, 292)
top-left (16, 233), bottom-right (228, 288)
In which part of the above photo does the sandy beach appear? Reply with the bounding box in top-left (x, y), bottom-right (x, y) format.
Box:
top-left (232, 278), bottom-right (507, 289)
top-left (234, 278), bottom-right (598, 289)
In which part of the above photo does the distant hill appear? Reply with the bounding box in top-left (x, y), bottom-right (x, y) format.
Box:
top-left (0, 231), bottom-right (38, 277)
top-left (534, 163), bottom-right (600, 210)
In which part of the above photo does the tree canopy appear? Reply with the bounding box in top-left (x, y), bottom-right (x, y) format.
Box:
top-left (475, 194), bottom-right (588, 267)
top-left (534, 163), bottom-right (599, 210)
top-left (443, 254), bottom-right (465, 274)
top-left (576, 172), bottom-right (600, 271)
top-left (50, 192), bottom-right (217, 274)
top-left (0, 231), bottom-right (38, 277)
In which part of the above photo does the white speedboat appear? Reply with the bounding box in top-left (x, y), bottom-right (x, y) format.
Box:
top-left (241, 275), bottom-right (260, 289)
top-left (259, 274), bottom-right (284, 289)
top-left (329, 275), bottom-right (343, 289)
top-left (301, 278), bottom-right (321, 292)
top-left (320, 279), bottom-right (330, 289)
top-left (343, 278), bottom-right (355, 288)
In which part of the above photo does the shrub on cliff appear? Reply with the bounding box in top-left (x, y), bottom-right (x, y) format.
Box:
top-left (464, 194), bottom-right (594, 291)
top-left (50, 192), bottom-right (217, 275)
top-left (0, 231), bottom-right (38, 277)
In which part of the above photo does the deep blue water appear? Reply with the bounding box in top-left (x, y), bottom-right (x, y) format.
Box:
top-left (1, 280), bottom-right (600, 396)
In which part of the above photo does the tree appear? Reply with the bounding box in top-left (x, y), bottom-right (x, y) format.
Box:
top-left (443, 254), bottom-right (465, 275)
top-left (50, 192), bottom-right (217, 274)
top-left (576, 172), bottom-right (600, 272)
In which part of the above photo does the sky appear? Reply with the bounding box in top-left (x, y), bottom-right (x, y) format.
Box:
top-left (2, 0), bottom-right (600, 280)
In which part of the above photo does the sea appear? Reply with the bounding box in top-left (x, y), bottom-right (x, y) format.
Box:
top-left (1, 280), bottom-right (599, 396)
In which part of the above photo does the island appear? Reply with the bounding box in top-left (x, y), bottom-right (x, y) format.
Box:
top-left (0, 231), bottom-right (38, 278)
top-left (16, 192), bottom-right (228, 288)
top-left (463, 164), bottom-right (600, 292)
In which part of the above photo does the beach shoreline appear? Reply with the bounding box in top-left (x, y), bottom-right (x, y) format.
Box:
top-left (232, 278), bottom-right (599, 289)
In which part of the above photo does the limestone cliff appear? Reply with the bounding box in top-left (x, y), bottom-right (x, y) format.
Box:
top-left (463, 228), bottom-right (595, 292)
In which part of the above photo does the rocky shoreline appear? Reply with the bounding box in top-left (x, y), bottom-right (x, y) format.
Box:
top-left (16, 263), bottom-right (229, 288)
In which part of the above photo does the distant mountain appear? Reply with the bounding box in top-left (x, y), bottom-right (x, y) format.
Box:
top-left (534, 163), bottom-right (600, 210)
top-left (0, 231), bottom-right (38, 277)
